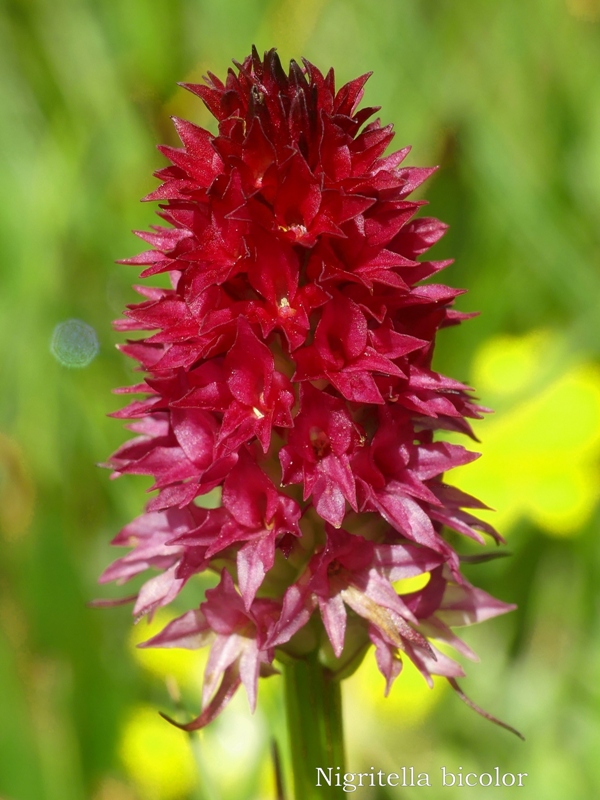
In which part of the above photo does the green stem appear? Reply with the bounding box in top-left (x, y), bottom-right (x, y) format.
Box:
top-left (282, 650), bottom-right (346, 800)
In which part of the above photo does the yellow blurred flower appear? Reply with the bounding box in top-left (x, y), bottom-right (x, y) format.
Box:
top-left (446, 330), bottom-right (600, 536)
top-left (345, 648), bottom-right (445, 728)
top-left (394, 572), bottom-right (431, 595)
top-left (119, 706), bottom-right (197, 800)
top-left (129, 610), bottom-right (205, 691)
top-left (197, 692), bottom-right (268, 794)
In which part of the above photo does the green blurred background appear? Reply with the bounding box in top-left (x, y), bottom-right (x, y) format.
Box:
top-left (2, 0), bottom-right (600, 798)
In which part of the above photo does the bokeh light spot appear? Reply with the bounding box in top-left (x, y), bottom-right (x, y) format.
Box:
top-left (346, 648), bottom-right (445, 728)
top-left (50, 319), bottom-right (99, 368)
top-left (119, 706), bottom-right (197, 800)
top-left (129, 609), bottom-right (205, 690)
top-left (472, 329), bottom-right (561, 399)
top-left (394, 571), bottom-right (430, 595)
top-left (445, 330), bottom-right (600, 537)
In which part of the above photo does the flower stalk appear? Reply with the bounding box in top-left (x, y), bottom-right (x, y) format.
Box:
top-left (282, 651), bottom-right (345, 800)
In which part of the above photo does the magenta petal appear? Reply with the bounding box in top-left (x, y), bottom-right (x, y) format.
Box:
top-left (161, 664), bottom-right (241, 732)
top-left (439, 583), bottom-right (517, 626)
top-left (318, 594), bottom-right (347, 657)
top-left (268, 583), bottom-right (316, 648)
top-left (411, 442), bottom-right (480, 480)
top-left (369, 627), bottom-right (403, 696)
top-left (225, 319), bottom-right (273, 406)
top-left (237, 536), bottom-right (277, 609)
top-left (406, 643), bottom-right (466, 687)
top-left (327, 369), bottom-right (385, 404)
top-left (133, 565), bottom-right (184, 620)
top-left (419, 617), bottom-right (478, 662)
top-left (203, 634), bottom-right (244, 705)
top-left (239, 643), bottom-right (262, 712)
top-left (371, 489), bottom-right (441, 551)
top-left (139, 609), bottom-right (211, 649)
top-left (313, 475), bottom-right (348, 528)
top-left (375, 543), bottom-right (443, 581)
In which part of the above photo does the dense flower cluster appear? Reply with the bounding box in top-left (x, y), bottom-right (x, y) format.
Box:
top-left (102, 48), bottom-right (515, 731)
